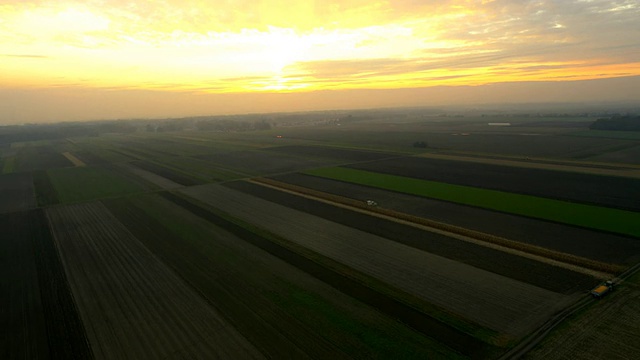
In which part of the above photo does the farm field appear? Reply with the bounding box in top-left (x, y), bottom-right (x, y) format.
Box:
top-left (0, 172), bottom-right (36, 213)
top-left (194, 149), bottom-right (339, 176)
top-left (118, 163), bottom-right (182, 190)
top-left (104, 193), bottom-right (457, 359)
top-left (2, 111), bottom-right (639, 359)
top-left (270, 173), bottom-right (640, 264)
top-left (304, 167), bottom-right (640, 238)
top-left (180, 184), bottom-right (575, 338)
top-left (346, 156), bottom-right (640, 211)
top-left (264, 144), bottom-right (401, 162)
top-left (46, 165), bottom-right (148, 204)
top-left (1, 209), bottom-right (91, 360)
top-left (226, 180), bottom-right (598, 293)
top-left (130, 160), bottom-right (202, 186)
top-left (46, 202), bottom-right (263, 359)
top-left (526, 270), bottom-right (640, 360)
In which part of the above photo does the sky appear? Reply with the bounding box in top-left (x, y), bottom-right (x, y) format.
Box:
top-left (1, 0), bottom-right (639, 124)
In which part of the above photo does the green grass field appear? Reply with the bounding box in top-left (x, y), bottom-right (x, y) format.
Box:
top-left (304, 167), bottom-right (640, 238)
top-left (47, 166), bottom-right (146, 203)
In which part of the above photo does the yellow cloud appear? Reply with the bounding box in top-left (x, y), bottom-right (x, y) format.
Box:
top-left (1, 0), bottom-right (639, 94)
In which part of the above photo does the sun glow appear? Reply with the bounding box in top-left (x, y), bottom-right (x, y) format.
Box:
top-left (1, 1), bottom-right (640, 95)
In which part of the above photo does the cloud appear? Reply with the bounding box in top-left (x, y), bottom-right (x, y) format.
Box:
top-left (1, 54), bottom-right (48, 58)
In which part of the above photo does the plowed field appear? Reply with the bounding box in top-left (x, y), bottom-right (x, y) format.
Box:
top-left (46, 202), bottom-right (263, 359)
top-left (270, 173), bottom-right (640, 264)
top-left (0, 173), bottom-right (36, 213)
top-left (348, 156), bottom-right (640, 211)
top-left (181, 184), bottom-right (574, 337)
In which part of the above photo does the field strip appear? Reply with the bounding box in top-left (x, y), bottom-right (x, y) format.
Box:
top-left (46, 202), bottom-right (263, 359)
top-left (305, 167), bottom-right (640, 239)
top-left (419, 152), bottom-right (640, 178)
top-left (162, 191), bottom-right (491, 355)
top-left (119, 163), bottom-right (183, 190)
top-left (61, 152), bottom-right (86, 167)
top-left (180, 184), bottom-right (575, 337)
top-left (250, 178), bottom-right (616, 279)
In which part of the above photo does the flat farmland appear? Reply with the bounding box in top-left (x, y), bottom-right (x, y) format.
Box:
top-left (0, 172), bottom-right (36, 213)
top-left (305, 167), bottom-right (640, 238)
top-left (228, 180), bottom-right (597, 293)
top-left (587, 144), bottom-right (640, 165)
top-left (130, 160), bottom-right (202, 186)
top-left (154, 155), bottom-right (247, 182)
top-left (1, 211), bottom-right (50, 359)
top-left (347, 156), bottom-right (640, 211)
top-left (194, 149), bottom-right (338, 175)
top-left (47, 166), bottom-right (147, 203)
top-left (119, 163), bottom-right (182, 190)
top-left (14, 145), bottom-right (72, 172)
top-left (1, 209), bottom-right (91, 359)
top-left (46, 202), bottom-right (263, 359)
top-left (180, 184), bottom-right (574, 338)
top-left (104, 193), bottom-right (457, 359)
top-left (270, 173), bottom-right (640, 265)
top-left (526, 270), bottom-right (640, 360)
top-left (273, 125), bottom-right (626, 158)
top-left (264, 145), bottom-right (401, 162)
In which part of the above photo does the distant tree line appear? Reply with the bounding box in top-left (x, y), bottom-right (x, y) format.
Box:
top-left (590, 116), bottom-right (640, 131)
top-left (195, 119), bottom-right (271, 132)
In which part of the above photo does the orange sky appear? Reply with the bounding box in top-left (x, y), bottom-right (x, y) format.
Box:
top-left (1, 0), bottom-right (639, 123)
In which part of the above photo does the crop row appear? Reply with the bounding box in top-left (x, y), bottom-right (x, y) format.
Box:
top-left (46, 202), bottom-right (262, 359)
top-left (228, 179), bottom-right (598, 293)
top-left (304, 167), bottom-right (640, 239)
top-left (1, 210), bottom-right (92, 359)
top-left (160, 190), bottom-right (489, 355)
top-left (180, 184), bottom-right (572, 339)
top-left (253, 176), bottom-right (622, 275)
top-left (270, 172), bottom-right (640, 265)
top-left (348, 156), bottom-right (640, 211)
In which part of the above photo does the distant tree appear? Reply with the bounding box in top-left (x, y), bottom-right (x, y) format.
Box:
top-left (590, 116), bottom-right (640, 131)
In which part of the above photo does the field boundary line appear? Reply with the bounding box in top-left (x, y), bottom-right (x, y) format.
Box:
top-left (419, 152), bottom-right (640, 178)
top-left (61, 152), bottom-right (86, 167)
top-left (250, 178), bottom-right (619, 278)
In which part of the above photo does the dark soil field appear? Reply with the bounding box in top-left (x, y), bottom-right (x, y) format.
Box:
top-left (0, 172), bottom-right (36, 213)
top-left (264, 145), bottom-right (400, 162)
top-left (131, 160), bottom-right (202, 186)
top-left (1, 211), bottom-right (49, 359)
top-left (271, 173), bottom-right (640, 264)
top-left (47, 202), bottom-right (262, 359)
top-left (181, 184), bottom-right (575, 339)
top-left (15, 146), bottom-right (72, 172)
top-left (226, 180), bottom-right (597, 294)
top-left (72, 150), bottom-right (108, 165)
top-left (194, 149), bottom-right (336, 175)
top-left (1, 210), bottom-right (91, 360)
top-left (32, 171), bottom-right (60, 206)
top-left (588, 144), bottom-right (640, 165)
top-left (348, 157), bottom-right (640, 211)
top-left (159, 191), bottom-right (488, 357)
